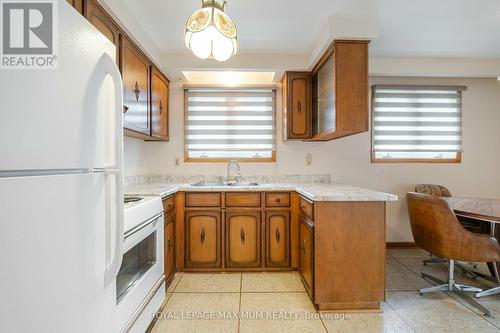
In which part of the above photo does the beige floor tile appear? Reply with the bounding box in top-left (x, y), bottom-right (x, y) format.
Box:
top-left (386, 292), bottom-right (499, 332)
top-left (166, 272), bottom-right (183, 293)
top-left (175, 273), bottom-right (241, 293)
top-left (151, 293), bottom-right (240, 333)
top-left (387, 248), bottom-right (430, 259)
top-left (450, 291), bottom-right (500, 328)
top-left (386, 259), bottom-right (432, 292)
top-left (322, 302), bottom-right (415, 333)
top-left (241, 272), bottom-right (306, 292)
top-left (239, 292), bottom-right (326, 333)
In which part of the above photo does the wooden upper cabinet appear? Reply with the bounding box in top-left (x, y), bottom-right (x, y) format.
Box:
top-left (185, 210), bottom-right (221, 268)
top-left (265, 211), bottom-right (290, 267)
top-left (66, 0), bottom-right (83, 14)
top-left (310, 40), bottom-right (369, 141)
top-left (121, 36), bottom-right (151, 135)
top-left (225, 211), bottom-right (261, 268)
top-left (151, 67), bottom-right (169, 140)
top-left (84, 0), bottom-right (120, 60)
top-left (282, 72), bottom-right (312, 140)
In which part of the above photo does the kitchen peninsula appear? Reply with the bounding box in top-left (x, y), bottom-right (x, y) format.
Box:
top-left (126, 179), bottom-right (397, 311)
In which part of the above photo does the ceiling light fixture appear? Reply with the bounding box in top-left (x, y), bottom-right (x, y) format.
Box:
top-left (184, 0), bottom-right (238, 62)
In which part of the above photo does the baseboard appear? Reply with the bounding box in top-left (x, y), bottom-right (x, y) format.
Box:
top-left (386, 242), bottom-right (417, 248)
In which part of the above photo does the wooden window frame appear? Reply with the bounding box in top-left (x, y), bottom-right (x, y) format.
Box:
top-left (370, 86), bottom-right (462, 164)
top-left (183, 88), bottom-right (277, 163)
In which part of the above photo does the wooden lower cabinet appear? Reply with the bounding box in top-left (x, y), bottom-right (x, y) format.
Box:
top-left (265, 211), bottom-right (290, 267)
top-left (164, 213), bottom-right (175, 284)
top-left (185, 210), bottom-right (221, 268)
top-left (225, 211), bottom-right (261, 268)
top-left (299, 214), bottom-right (314, 298)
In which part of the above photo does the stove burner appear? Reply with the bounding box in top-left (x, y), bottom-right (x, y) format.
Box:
top-left (124, 195), bottom-right (143, 204)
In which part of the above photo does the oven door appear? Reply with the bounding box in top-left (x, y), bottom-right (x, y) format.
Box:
top-left (115, 213), bottom-right (164, 332)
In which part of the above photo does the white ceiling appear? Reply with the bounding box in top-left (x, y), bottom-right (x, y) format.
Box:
top-left (120, 0), bottom-right (500, 59)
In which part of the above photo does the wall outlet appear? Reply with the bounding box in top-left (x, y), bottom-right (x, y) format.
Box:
top-left (305, 153), bottom-right (312, 166)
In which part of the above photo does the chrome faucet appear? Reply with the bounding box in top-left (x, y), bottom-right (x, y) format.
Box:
top-left (226, 160), bottom-right (241, 184)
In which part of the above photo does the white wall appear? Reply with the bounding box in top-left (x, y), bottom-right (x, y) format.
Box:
top-left (123, 77), bottom-right (500, 242)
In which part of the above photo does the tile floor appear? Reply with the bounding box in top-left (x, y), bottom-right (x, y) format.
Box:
top-left (149, 248), bottom-right (500, 333)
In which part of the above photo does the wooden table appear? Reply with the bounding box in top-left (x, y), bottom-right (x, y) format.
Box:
top-left (444, 197), bottom-right (500, 297)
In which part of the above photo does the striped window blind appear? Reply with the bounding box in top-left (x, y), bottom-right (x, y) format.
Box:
top-left (185, 88), bottom-right (276, 160)
top-left (372, 85), bottom-right (466, 161)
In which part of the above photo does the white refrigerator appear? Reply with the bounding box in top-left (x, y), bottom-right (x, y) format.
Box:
top-left (0, 2), bottom-right (124, 333)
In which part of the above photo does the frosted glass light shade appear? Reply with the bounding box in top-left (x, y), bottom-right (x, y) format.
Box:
top-left (185, 1), bottom-right (238, 62)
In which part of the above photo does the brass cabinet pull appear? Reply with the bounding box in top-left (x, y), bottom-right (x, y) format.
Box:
top-left (297, 101), bottom-right (302, 113)
top-left (276, 198), bottom-right (281, 203)
top-left (167, 202), bottom-right (173, 209)
top-left (167, 237), bottom-right (172, 253)
top-left (159, 100), bottom-right (163, 114)
top-left (300, 204), bottom-right (306, 209)
top-left (123, 105), bottom-right (129, 113)
top-left (240, 227), bottom-right (245, 244)
top-left (275, 227), bottom-right (281, 244)
top-left (134, 81), bottom-right (140, 101)
top-left (200, 227), bottom-right (206, 244)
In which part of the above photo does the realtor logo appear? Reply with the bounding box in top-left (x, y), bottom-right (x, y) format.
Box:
top-left (1, 0), bottom-right (58, 69)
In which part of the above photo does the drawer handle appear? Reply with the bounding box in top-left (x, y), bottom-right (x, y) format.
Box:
top-left (200, 227), bottom-right (206, 244)
top-left (276, 198), bottom-right (281, 203)
top-left (167, 202), bottom-right (174, 209)
top-left (300, 204), bottom-right (306, 209)
top-left (167, 237), bottom-right (172, 253)
top-left (134, 81), bottom-right (141, 101)
top-left (297, 101), bottom-right (302, 113)
top-left (240, 227), bottom-right (246, 244)
top-left (275, 227), bottom-right (281, 244)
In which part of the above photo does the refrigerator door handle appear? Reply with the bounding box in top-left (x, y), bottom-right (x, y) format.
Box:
top-left (97, 53), bottom-right (125, 287)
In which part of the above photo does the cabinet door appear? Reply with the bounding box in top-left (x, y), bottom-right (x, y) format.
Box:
top-left (185, 210), bottom-right (221, 268)
top-left (85, 0), bottom-right (120, 60)
top-left (67, 0), bottom-right (83, 14)
top-left (265, 211), bottom-right (290, 267)
top-left (151, 67), bottom-right (169, 140)
top-left (289, 74), bottom-right (311, 139)
top-left (225, 211), bottom-right (261, 268)
top-left (121, 37), bottom-right (151, 135)
top-left (299, 214), bottom-right (314, 298)
top-left (164, 214), bottom-right (175, 284)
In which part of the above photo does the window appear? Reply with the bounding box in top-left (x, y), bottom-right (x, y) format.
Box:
top-left (371, 85), bottom-right (465, 163)
top-left (184, 88), bottom-right (276, 162)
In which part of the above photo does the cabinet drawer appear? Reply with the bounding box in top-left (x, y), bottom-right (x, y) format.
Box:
top-left (162, 195), bottom-right (175, 213)
top-left (265, 193), bottom-right (290, 207)
top-left (299, 196), bottom-right (314, 220)
top-left (186, 193), bottom-right (221, 207)
top-left (226, 192), bottom-right (261, 207)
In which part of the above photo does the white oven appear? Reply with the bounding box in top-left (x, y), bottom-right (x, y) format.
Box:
top-left (116, 210), bottom-right (165, 333)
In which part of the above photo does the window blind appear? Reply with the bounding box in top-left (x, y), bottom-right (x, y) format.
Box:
top-left (185, 88), bottom-right (275, 159)
top-left (372, 85), bottom-right (465, 160)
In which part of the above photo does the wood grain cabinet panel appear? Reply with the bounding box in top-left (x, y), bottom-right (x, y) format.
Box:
top-left (299, 196), bottom-right (314, 220)
top-left (185, 210), bottom-right (221, 268)
top-left (225, 192), bottom-right (261, 207)
top-left (265, 211), bottom-right (290, 267)
top-left (121, 36), bottom-right (151, 135)
top-left (282, 72), bottom-right (312, 140)
top-left (265, 193), bottom-right (290, 207)
top-left (84, 0), bottom-right (120, 60)
top-left (151, 67), bottom-right (169, 140)
top-left (164, 213), bottom-right (176, 284)
top-left (299, 214), bottom-right (314, 298)
top-left (66, 0), bottom-right (83, 13)
top-left (185, 193), bottom-right (221, 207)
top-left (225, 211), bottom-right (261, 268)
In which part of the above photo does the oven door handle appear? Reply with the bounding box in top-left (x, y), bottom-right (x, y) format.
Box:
top-left (124, 213), bottom-right (163, 240)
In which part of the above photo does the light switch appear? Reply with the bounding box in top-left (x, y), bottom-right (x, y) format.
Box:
top-left (306, 153), bottom-right (312, 166)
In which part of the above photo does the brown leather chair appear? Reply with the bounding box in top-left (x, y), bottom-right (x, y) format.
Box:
top-left (407, 192), bottom-right (500, 316)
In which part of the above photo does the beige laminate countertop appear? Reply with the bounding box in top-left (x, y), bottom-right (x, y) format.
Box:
top-left (125, 182), bottom-right (398, 202)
